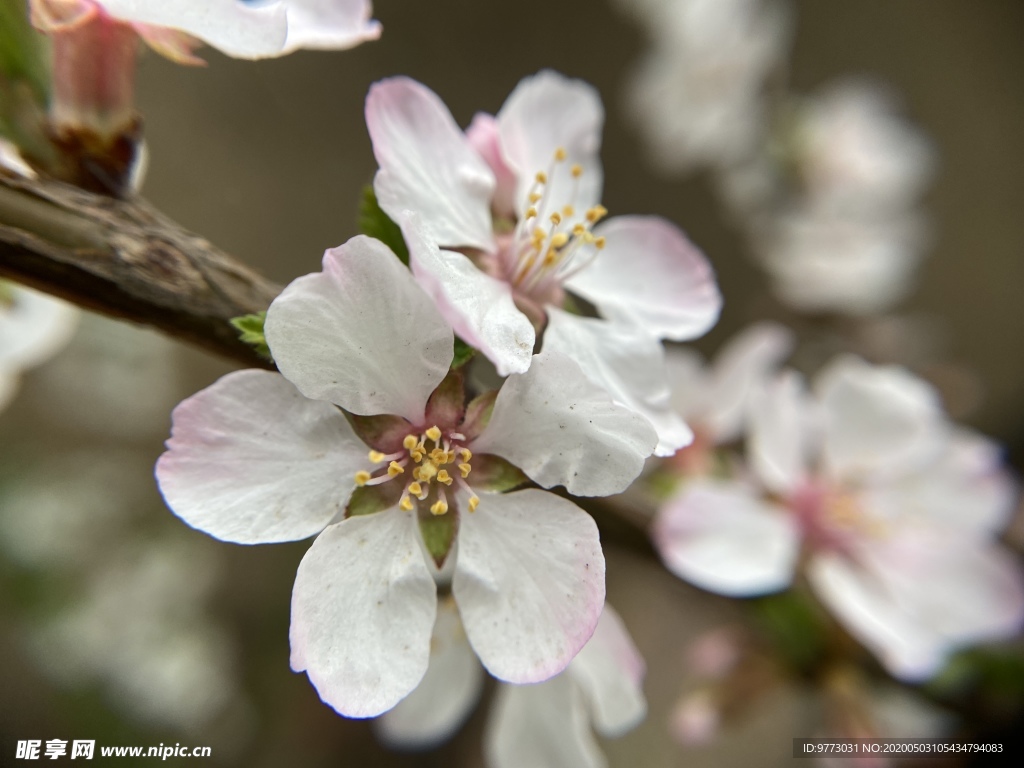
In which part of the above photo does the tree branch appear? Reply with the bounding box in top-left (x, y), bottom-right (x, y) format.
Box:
top-left (0, 171), bottom-right (280, 368)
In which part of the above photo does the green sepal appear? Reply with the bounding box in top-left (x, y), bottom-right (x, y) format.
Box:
top-left (346, 483), bottom-right (402, 518)
top-left (470, 455), bottom-right (529, 493)
top-left (461, 389), bottom-right (497, 441)
top-left (359, 185), bottom-right (409, 265)
top-left (752, 590), bottom-right (827, 674)
top-left (419, 509), bottom-right (458, 569)
top-left (0, 0), bottom-right (51, 159)
top-left (451, 336), bottom-right (476, 369)
top-left (229, 311), bottom-right (272, 360)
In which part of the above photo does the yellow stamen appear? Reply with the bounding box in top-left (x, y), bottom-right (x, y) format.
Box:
top-left (554, 147), bottom-right (567, 161)
top-left (570, 163), bottom-right (583, 177)
top-left (562, 205), bottom-right (575, 217)
top-left (585, 205), bottom-right (608, 223)
top-left (411, 449), bottom-right (424, 462)
top-left (388, 461), bottom-right (405, 477)
top-left (412, 467), bottom-right (423, 482)
top-left (418, 461), bottom-right (438, 482)
top-left (354, 470), bottom-right (372, 487)
top-left (430, 447), bottom-right (447, 464)
top-left (594, 236), bottom-right (606, 250)
top-left (550, 212), bottom-right (562, 225)
top-left (468, 496), bottom-right (480, 513)
top-left (529, 192), bottom-right (542, 204)
top-left (437, 469), bottom-right (453, 486)
top-left (458, 463), bottom-right (472, 478)
top-left (572, 223), bottom-right (586, 236)
top-left (408, 482), bottom-right (423, 497)
top-left (430, 499), bottom-right (448, 516)
top-left (403, 434), bottom-right (418, 451)
top-left (535, 171), bottom-right (547, 184)
top-left (550, 232), bottom-right (569, 248)
top-left (368, 450), bottom-right (386, 463)
top-left (399, 495), bottom-right (414, 511)
top-left (426, 426), bottom-right (442, 443)
top-left (525, 206), bottom-right (538, 220)
top-left (459, 448), bottom-right (473, 462)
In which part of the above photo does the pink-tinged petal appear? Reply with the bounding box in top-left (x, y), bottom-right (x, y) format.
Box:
top-left (486, 676), bottom-right (604, 768)
top-left (816, 355), bottom-right (945, 483)
top-left (453, 489), bottom-right (605, 683)
top-left (376, 598), bottom-right (483, 748)
top-left (863, 428), bottom-right (1017, 535)
top-left (544, 308), bottom-right (692, 456)
top-left (809, 532), bottom-right (1024, 682)
top-left (402, 212), bottom-right (534, 376)
top-left (265, 235), bottom-right (452, 422)
top-left (473, 350), bottom-right (657, 496)
top-left (290, 507), bottom-right (437, 718)
top-left (569, 606), bottom-right (646, 738)
top-left (701, 322), bottom-right (795, 443)
top-left (31, 0), bottom-right (97, 32)
top-left (466, 112), bottom-right (518, 220)
top-left (280, 0), bottom-right (381, 53)
top-left (748, 371), bottom-right (809, 495)
top-left (156, 370), bottom-right (365, 544)
top-left (0, 285), bottom-right (78, 371)
top-left (654, 479), bottom-right (799, 596)
top-left (565, 216), bottom-right (721, 342)
top-left (95, 0), bottom-right (290, 59)
top-left (367, 77), bottom-right (495, 250)
top-left (497, 70), bottom-right (604, 217)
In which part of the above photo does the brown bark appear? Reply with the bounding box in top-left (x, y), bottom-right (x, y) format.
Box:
top-left (0, 171), bottom-right (280, 368)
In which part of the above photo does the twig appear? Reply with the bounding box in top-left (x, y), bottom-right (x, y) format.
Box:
top-left (0, 171), bottom-right (280, 368)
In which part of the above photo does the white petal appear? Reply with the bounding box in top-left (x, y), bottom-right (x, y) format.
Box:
top-left (264, 236), bottom-right (452, 422)
top-left (653, 479), bottom-right (799, 596)
top-left (473, 350), bottom-right (657, 496)
top-left (863, 428), bottom-right (1017, 535)
top-left (544, 308), bottom-right (692, 456)
top-left (156, 370), bottom-right (365, 544)
top-left (402, 212), bottom-right (534, 376)
top-left (816, 355), bottom-right (945, 482)
top-left (290, 507), bottom-right (437, 717)
top-left (747, 370), bottom-right (810, 495)
top-left (453, 490), bottom-right (605, 683)
top-left (486, 676), bottom-right (605, 768)
top-left (809, 533), bottom-right (1024, 682)
top-left (0, 284), bottom-right (78, 371)
top-left (663, 346), bottom-right (709, 423)
top-left (96, 0), bottom-right (290, 59)
top-left (569, 606), bottom-right (646, 737)
top-left (376, 598), bottom-right (484, 749)
top-left (280, 0), bottom-right (381, 53)
top-left (565, 216), bottom-right (721, 341)
top-left (498, 70), bottom-right (604, 217)
top-left (701, 322), bottom-right (795, 443)
top-left (367, 77), bottom-right (495, 250)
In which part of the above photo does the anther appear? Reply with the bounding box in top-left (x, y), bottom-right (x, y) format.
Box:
top-left (459, 448), bottom-right (473, 462)
top-left (562, 205), bottom-right (575, 217)
top-left (550, 232), bottom-right (569, 248)
top-left (550, 212), bottom-right (562, 225)
top-left (430, 499), bottom-right (449, 516)
top-left (535, 171), bottom-right (547, 184)
top-left (368, 450), bottom-right (385, 463)
top-left (468, 495), bottom-right (480, 513)
top-left (458, 463), bottom-right (472, 478)
top-left (594, 236), bottom-right (606, 250)
top-left (403, 434), bottom-right (418, 451)
top-left (554, 147), bottom-right (567, 161)
top-left (354, 470), bottom-right (372, 487)
top-left (399, 495), bottom-right (414, 512)
top-left (525, 207), bottom-right (538, 220)
top-left (408, 481), bottom-right (423, 497)
top-left (437, 469), bottom-right (453, 486)
top-left (388, 461), bottom-right (405, 477)
top-left (570, 164), bottom-right (583, 178)
top-left (426, 426), bottom-right (442, 443)
top-left (529, 192), bottom-right (542, 204)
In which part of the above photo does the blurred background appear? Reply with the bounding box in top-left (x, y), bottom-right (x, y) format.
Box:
top-left (2, 0), bottom-right (1024, 765)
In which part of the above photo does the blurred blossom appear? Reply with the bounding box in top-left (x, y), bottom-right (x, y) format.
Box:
top-left (34, 312), bottom-right (184, 438)
top-left (655, 355), bottom-right (1024, 680)
top-left (670, 690), bottom-right (720, 746)
top-left (30, 0), bottom-right (381, 63)
top-left (157, 236), bottom-right (656, 717)
top-left (28, 537), bottom-right (240, 733)
top-left (614, 0), bottom-right (791, 173)
top-left (0, 282), bottom-right (78, 413)
top-left (381, 604), bottom-right (646, 768)
top-left (366, 70), bottom-right (721, 454)
top-left (0, 137), bottom-right (37, 177)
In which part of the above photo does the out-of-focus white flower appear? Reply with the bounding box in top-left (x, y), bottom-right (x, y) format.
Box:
top-left (756, 207), bottom-right (928, 315)
top-left (379, 605), bottom-right (647, 768)
top-left (654, 355), bottom-right (1024, 681)
top-left (158, 236), bottom-right (657, 718)
top-left (0, 282), bottom-right (78, 413)
top-left (366, 71), bottom-right (722, 455)
top-left (30, 0), bottom-right (381, 62)
top-left (615, 0), bottom-right (791, 173)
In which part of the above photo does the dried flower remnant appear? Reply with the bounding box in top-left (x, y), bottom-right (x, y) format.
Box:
top-left (157, 236), bottom-right (657, 717)
top-left (366, 70), bottom-right (722, 455)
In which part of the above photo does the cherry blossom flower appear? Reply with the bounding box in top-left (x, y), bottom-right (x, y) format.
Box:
top-left (365, 71), bottom-right (722, 455)
top-left (0, 281), bottom-right (78, 413)
top-left (156, 236), bottom-right (657, 717)
top-left (378, 604), bottom-right (647, 768)
top-left (654, 355), bottom-right (1024, 680)
top-left (30, 0), bottom-right (381, 62)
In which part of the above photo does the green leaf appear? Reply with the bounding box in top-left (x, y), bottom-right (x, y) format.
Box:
top-left (419, 511), bottom-right (458, 568)
top-left (0, 0), bottom-right (52, 161)
top-left (753, 590), bottom-right (827, 674)
top-left (359, 185), bottom-right (409, 265)
top-left (229, 311), bottom-right (272, 360)
top-left (469, 455), bottom-right (529, 493)
top-left (346, 483), bottom-right (402, 518)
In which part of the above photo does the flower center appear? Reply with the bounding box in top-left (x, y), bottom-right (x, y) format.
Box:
top-left (353, 425), bottom-right (479, 516)
top-left (790, 482), bottom-right (880, 554)
top-left (504, 147), bottom-right (608, 301)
